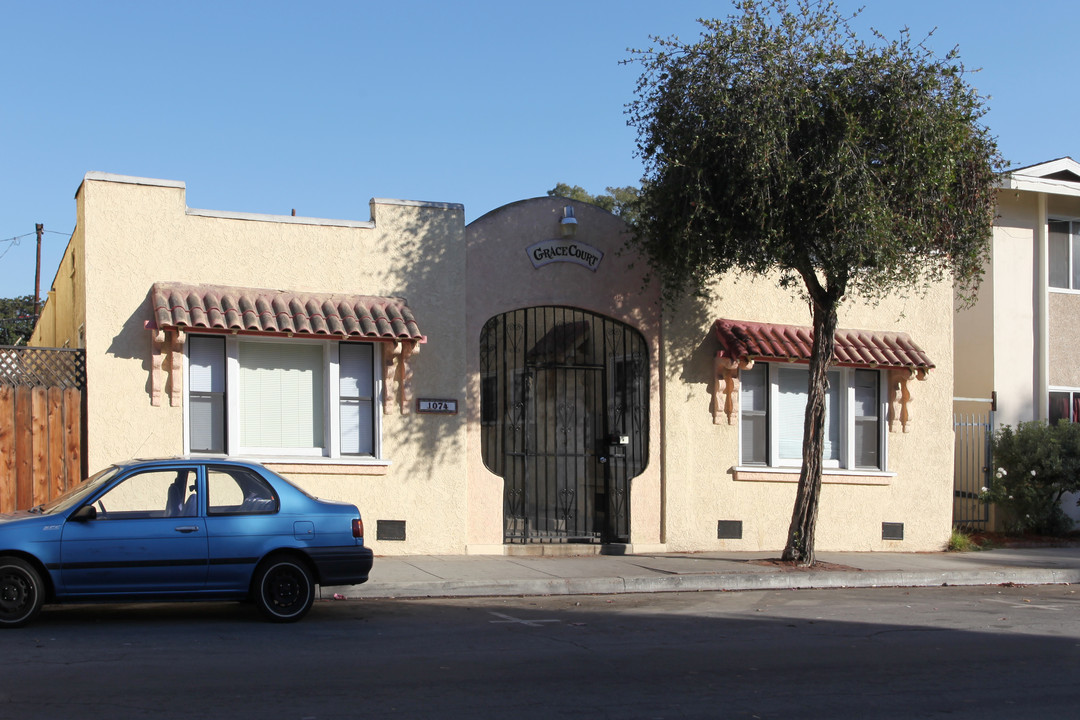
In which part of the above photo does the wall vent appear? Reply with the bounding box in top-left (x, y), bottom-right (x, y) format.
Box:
top-left (377, 520), bottom-right (407, 541)
top-left (717, 520), bottom-right (743, 540)
top-left (882, 522), bottom-right (904, 541)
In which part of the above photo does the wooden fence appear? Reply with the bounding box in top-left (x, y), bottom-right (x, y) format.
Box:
top-left (0, 347), bottom-right (86, 512)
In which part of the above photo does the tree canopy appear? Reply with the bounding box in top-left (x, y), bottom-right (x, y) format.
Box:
top-left (626, 0), bottom-right (1002, 563)
top-left (547, 183), bottom-right (641, 226)
top-left (627, 0), bottom-right (1000, 306)
top-left (0, 295), bottom-right (37, 346)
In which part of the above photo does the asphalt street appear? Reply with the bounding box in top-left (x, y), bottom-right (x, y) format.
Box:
top-left (4, 584), bottom-right (1078, 720)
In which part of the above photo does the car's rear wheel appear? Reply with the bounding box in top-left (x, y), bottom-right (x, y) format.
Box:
top-left (0, 557), bottom-right (44, 628)
top-left (253, 556), bottom-right (315, 622)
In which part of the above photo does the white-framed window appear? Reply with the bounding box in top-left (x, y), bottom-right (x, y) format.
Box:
top-left (739, 363), bottom-right (885, 471)
top-left (185, 334), bottom-right (381, 459)
top-left (1049, 388), bottom-right (1080, 424)
top-left (1049, 220), bottom-right (1080, 291)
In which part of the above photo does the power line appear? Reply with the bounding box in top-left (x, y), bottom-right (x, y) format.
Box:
top-left (1, 228), bottom-right (72, 243)
top-left (0, 227), bottom-right (73, 262)
top-left (0, 234), bottom-right (30, 261)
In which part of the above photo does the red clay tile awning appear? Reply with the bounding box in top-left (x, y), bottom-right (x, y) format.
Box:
top-left (150, 282), bottom-right (424, 342)
top-left (713, 319), bottom-right (933, 372)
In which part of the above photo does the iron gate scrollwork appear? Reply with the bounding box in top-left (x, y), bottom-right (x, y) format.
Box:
top-left (480, 307), bottom-right (648, 544)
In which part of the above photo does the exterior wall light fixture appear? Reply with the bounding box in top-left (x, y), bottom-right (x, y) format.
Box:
top-left (560, 206), bottom-right (577, 238)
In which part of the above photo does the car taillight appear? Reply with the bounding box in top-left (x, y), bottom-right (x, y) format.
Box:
top-left (352, 518), bottom-right (364, 539)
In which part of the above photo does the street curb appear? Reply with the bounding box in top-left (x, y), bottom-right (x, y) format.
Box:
top-left (330, 567), bottom-right (1080, 600)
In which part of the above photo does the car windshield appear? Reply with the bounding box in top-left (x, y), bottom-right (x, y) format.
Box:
top-left (35, 466), bottom-right (122, 515)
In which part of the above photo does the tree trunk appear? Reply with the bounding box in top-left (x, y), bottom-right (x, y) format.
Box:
top-left (781, 296), bottom-right (839, 566)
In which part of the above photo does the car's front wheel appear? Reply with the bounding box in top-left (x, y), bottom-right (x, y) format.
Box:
top-left (0, 557), bottom-right (44, 628)
top-left (253, 556), bottom-right (315, 622)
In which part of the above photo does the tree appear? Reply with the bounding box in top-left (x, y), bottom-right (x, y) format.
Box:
top-left (0, 295), bottom-right (37, 346)
top-left (548, 183), bottom-right (641, 226)
top-left (626, 0), bottom-right (1002, 564)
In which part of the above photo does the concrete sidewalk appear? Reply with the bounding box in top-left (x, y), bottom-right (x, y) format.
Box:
top-left (326, 546), bottom-right (1080, 601)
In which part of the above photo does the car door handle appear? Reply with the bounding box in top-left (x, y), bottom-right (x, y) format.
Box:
top-left (174, 526), bottom-right (200, 533)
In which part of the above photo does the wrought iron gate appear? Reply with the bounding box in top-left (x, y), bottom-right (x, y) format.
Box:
top-left (480, 307), bottom-right (648, 544)
top-left (953, 406), bottom-right (994, 528)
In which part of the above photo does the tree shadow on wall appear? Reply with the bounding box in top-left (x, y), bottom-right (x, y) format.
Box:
top-left (663, 285), bottom-right (724, 417)
top-left (369, 200), bottom-right (467, 483)
top-left (101, 200), bottom-right (469, 481)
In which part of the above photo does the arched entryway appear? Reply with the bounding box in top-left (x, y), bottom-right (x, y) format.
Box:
top-left (480, 306), bottom-right (648, 544)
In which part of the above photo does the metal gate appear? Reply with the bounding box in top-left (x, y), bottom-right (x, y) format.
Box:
top-left (953, 403), bottom-right (994, 528)
top-left (480, 307), bottom-right (648, 544)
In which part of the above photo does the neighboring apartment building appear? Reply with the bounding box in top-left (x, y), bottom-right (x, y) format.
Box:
top-left (955, 157), bottom-right (1080, 525)
top-left (30, 172), bottom-right (955, 555)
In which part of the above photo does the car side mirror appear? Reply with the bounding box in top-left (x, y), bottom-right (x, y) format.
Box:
top-left (72, 504), bottom-right (98, 522)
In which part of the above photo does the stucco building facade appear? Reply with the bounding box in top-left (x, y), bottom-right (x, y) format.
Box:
top-left (955, 158), bottom-right (1080, 524)
top-left (32, 172), bottom-right (956, 555)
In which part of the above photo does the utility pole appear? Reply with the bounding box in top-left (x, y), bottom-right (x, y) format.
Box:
top-left (34, 223), bottom-right (43, 318)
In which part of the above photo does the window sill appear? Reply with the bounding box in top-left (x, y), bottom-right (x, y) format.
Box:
top-left (264, 461), bottom-right (390, 477)
top-left (190, 454), bottom-right (391, 476)
top-left (732, 466), bottom-right (895, 485)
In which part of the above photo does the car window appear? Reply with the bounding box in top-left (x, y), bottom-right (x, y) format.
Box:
top-left (207, 467), bottom-right (278, 515)
top-left (93, 468), bottom-right (198, 520)
top-left (39, 465), bottom-right (121, 514)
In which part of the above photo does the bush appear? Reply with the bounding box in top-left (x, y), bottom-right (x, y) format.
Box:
top-left (947, 528), bottom-right (981, 552)
top-left (983, 421), bottom-right (1080, 535)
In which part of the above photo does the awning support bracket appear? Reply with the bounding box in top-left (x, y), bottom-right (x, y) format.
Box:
top-left (383, 340), bottom-right (420, 415)
top-left (714, 354), bottom-right (754, 425)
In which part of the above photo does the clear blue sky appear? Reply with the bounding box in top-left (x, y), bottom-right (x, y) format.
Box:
top-left (2, 0), bottom-right (1076, 298)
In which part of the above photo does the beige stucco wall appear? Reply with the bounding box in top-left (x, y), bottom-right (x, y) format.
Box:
top-left (987, 193), bottom-right (1039, 427)
top-left (464, 198), bottom-right (956, 553)
top-left (662, 273), bottom-right (956, 552)
top-left (30, 199), bottom-right (86, 349)
top-left (463, 198), bottom-right (664, 552)
top-left (1049, 292), bottom-right (1080, 388)
top-left (1049, 189), bottom-right (1080, 525)
top-left (1045, 191), bottom-right (1080, 391)
top-left (952, 225), bottom-right (995, 406)
top-left (964, 189), bottom-right (1080, 427)
top-left (37, 174), bottom-right (963, 556)
top-left (952, 176), bottom-right (1080, 530)
top-left (1045, 193), bottom-right (1080, 220)
top-left (49, 173), bottom-right (469, 555)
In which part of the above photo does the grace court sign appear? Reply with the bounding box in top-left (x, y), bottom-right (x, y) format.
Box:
top-left (526, 239), bottom-right (604, 272)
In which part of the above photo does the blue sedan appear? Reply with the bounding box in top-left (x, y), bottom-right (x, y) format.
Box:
top-left (0, 458), bottom-right (373, 627)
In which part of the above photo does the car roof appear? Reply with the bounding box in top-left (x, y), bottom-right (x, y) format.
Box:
top-left (94, 457), bottom-right (336, 508)
top-left (110, 457), bottom-right (271, 473)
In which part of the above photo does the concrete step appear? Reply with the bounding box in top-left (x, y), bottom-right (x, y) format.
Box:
top-left (503, 543), bottom-right (621, 557)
